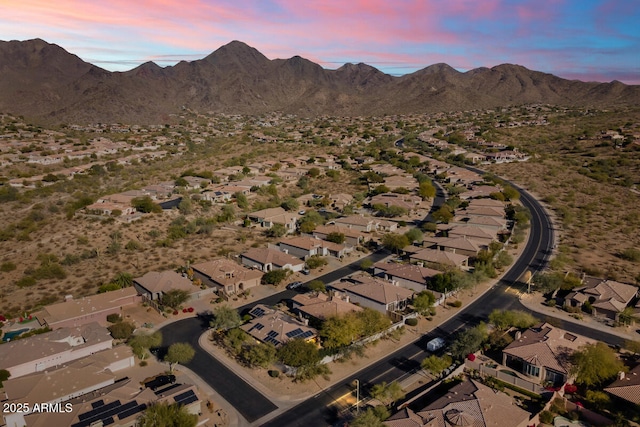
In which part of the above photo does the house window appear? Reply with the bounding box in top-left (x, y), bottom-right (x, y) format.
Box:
top-left (524, 364), bottom-right (540, 377)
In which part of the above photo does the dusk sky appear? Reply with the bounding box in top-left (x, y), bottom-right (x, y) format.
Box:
top-left (2, 0), bottom-right (639, 84)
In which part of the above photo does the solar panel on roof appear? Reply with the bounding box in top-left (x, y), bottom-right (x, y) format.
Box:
top-left (254, 323), bottom-right (264, 330)
top-left (91, 400), bottom-right (105, 409)
top-left (286, 328), bottom-right (303, 338)
top-left (251, 307), bottom-right (265, 317)
top-left (178, 394), bottom-right (199, 406)
top-left (78, 401), bottom-right (121, 421)
top-left (266, 330), bottom-right (278, 338)
top-left (103, 416), bottom-right (115, 426)
top-left (264, 336), bottom-right (280, 346)
top-left (301, 330), bottom-right (314, 338)
top-left (174, 390), bottom-right (196, 403)
top-left (117, 403), bottom-right (147, 420)
top-left (154, 383), bottom-right (182, 395)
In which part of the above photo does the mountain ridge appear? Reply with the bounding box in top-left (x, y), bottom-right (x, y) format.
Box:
top-left (1, 39), bottom-right (638, 124)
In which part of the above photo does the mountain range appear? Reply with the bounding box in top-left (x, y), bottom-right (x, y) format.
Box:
top-left (1, 39), bottom-right (638, 124)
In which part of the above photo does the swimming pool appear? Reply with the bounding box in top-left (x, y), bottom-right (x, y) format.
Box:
top-left (2, 328), bottom-right (28, 341)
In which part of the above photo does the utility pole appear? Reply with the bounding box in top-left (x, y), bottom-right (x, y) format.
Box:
top-left (355, 379), bottom-right (360, 415)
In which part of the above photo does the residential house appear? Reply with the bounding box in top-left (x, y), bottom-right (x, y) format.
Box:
top-left (35, 287), bottom-right (140, 329)
top-left (192, 258), bottom-right (263, 296)
top-left (133, 270), bottom-right (196, 302)
top-left (84, 200), bottom-right (136, 217)
top-left (383, 175), bottom-right (418, 191)
top-left (564, 277), bottom-right (638, 321)
top-left (247, 207), bottom-right (299, 234)
top-left (312, 224), bottom-right (365, 247)
top-left (447, 224), bottom-right (497, 246)
top-left (10, 379), bottom-right (201, 427)
top-left (332, 215), bottom-right (377, 233)
top-left (240, 247), bottom-right (305, 272)
top-left (464, 205), bottom-right (506, 218)
top-left (423, 236), bottom-right (487, 257)
top-left (291, 292), bottom-right (362, 323)
top-left (502, 323), bottom-right (594, 386)
top-left (369, 193), bottom-right (421, 212)
top-left (372, 261), bottom-right (441, 293)
top-left (459, 185), bottom-right (502, 199)
top-left (328, 193), bottom-right (354, 211)
top-left (2, 346), bottom-right (134, 409)
top-left (467, 198), bottom-right (506, 209)
top-left (409, 248), bottom-right (469, 269)
top-left (455, 214), bottom-right (508, 232)
top-left (200, 189), bottom-right (232, 203)
top-left (278, 236), bottom-right (351, 260)
top-left (241, 304), bottom-right (317, 347)
top-left (0, 322), bottom-right (113, 379)
top-left (384, 379), bottom-right (530, 427)
top-left (604, 365), bottom-right (640, 405)
top-left (330, 273), bottom-right (414, 314)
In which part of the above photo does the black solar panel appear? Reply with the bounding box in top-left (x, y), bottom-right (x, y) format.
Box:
top-left (254, 323), bottom-right (264, 330)
top-left (250, 307), bottom-right (266, 317)
top-left (286, 328), bottom-right (303, 338)
top-left (264, 336), bottom-right (280, 346)
top-left (178, 394), bottom-right (199, 406)
top-left (91, 400), bottom-right (105, 409)
top-left (174, 390), bottom-right (195, 403)
top-left (266, 330), bottom-right (278, 338)
top-left (117, 403), bottom-right (147, 420)
top-left (103, 416), bottom-right (114, 426)
top-left (78, 401), bottom-right (121, 421)
top-left (301, 330), bottom-right (314, 338)
top-left (155, 383), bottom-right (182, 395)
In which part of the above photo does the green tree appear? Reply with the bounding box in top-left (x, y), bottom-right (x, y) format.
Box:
top-left (138, 402), bottom-right (197, 427)
top-left (262, 269), bottom-right (288, 285)
top-left (494, 251), bottom-right (513, 269)
top-left (178, 197), bottom-right (193, 215)
top-left (432, 205), bottom-right (453, 223)
top-left (280, 198), bottom-right (299, 211)
top-left (217, 204), bottom-right (235, 222)
top-left (234, 192), bottom-right (249, 209)
top-left (128, 332), bottom-right (162, 360)
top-left (571, 342), bottom-right (625, 387)
top-left (165, 342), bottom-right (196, 372)
top-left (306, 256), bottom-right (328, 269)
top-left (111, 272), bottom-right (133, 288)
top-left (488, 310), bottom-right (537, 330)
top-left (320, 315), bottom-right (360, 349)
top-left (413, 290), bottom-right (436, 315)
top-left (381, 233), bottom-right (409, 254)
top-left (370, 381), bottom-right (405, 406)
top-left (421, 354), bottom-right (452, 377)
top-left (584, 390), bottom-right (611, 411)
top-left (356, 308), bottom-right (391, 336)
top-left (307, 167), bottom-right (321, 178)
top-left (360, 259), bottom-right (373, 271)
top-left (132, 196), bottom-right (162, 213)
top-left (108, 322), bottom-right (135, 340)
top-left (624, 339), bottom-right (640, 355)
top-left (307, 280), bottom-right (326, 293)
top-left (277, 339), bottom-right (320, 369)
top-left (404, 228), bottom-right (424, 244)
top-left (265, 223), bottom-right (286, 238)
top-left (450, 324), bottom-right (488, 359)
top-left (161, 289), bottom-right (190, 310)
top-left (210, 305), bottom-right (242, 331)
top-left (242, 343), bottom-right (276, 368)
top-left (418, 180), bottom-right (436, 200)
top-left (350, 408), bottom-right (385, 427)
top-left (502, 186), bottom-right (520, 201)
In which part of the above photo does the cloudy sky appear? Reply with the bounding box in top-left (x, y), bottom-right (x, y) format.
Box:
top-left (2, 0), bottom-right (639, 84)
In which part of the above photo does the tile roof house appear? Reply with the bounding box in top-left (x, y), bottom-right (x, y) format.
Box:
top-left (247, 207), bottom-right (299, 234)
top-left (384, 379), bottom-right (531, 427)
top-left (423, 236), bottom-right (487, 257)
top-left (133, 270), bottom-right (196, 302)
top-left (0, 322), bottom-right (113, 379)
top-left (604, 365), bottom-right (640, 405)
top-left (330, 273), bottom-right (414, 314)
top-left (240, 247), bottom-right (305, 272)
top-left (291, 292), bottom-right (362, 322)
top-left (312, 224), bottom-right (366, 247)
top-left (502, 323), bottom-right (594, 386)
top-left (372, 261), bottom-right (442, 293)
top-left (1, 346), bottom-right (134, 408)
top-left (408, 247), bottom-right (469, 269)
top-left (278, 236), bottom-right (351, 260)
top-left (564, 277), bottom-right (638, 321)
top-left (447, 224), bottom-right (497, 246)
top-left (35, 287), bottom-right (140, 329)
top-left (332, 215), bottom-right (378, 233)
top-left (241, 304), bottom-right (317, 347)
top-left (192, 258), bottom-right (263, 296)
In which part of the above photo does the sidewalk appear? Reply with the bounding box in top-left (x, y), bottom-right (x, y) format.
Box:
top-left (518, 291), bottom-right (640, 343)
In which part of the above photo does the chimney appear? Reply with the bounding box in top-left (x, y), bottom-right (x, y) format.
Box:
top-left (515, 331), bottom-right (522, 340)
top-left (618, 371), bottom-right (625, 380)
top-left (64, 295), bottom-right (74, 301)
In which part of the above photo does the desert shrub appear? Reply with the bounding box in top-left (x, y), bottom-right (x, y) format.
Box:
top-left (106, 313), bottom-right (122, 323)
top-left (268, 369), bottom-right (280, 378)
top-left (0, 262), bottom-right (16, 272)
top-left (405, 318), bottom-right (418, 326)
top-left (108, 322), bottom-right (135, 340)
top-left (539, 410), bottom-right (554, 424)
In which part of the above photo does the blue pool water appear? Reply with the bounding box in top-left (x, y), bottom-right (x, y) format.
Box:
top-left (2, 328), bottom-right (28, 341)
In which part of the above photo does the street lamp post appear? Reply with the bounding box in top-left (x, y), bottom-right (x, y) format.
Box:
top-left (355, 379), bottom-right (360, 415)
